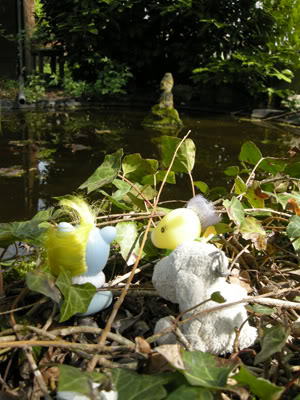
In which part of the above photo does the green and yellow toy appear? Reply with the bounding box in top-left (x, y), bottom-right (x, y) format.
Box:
top-left (151, 194), bottom-right (220, 250)
top-left (45, 196), bottom-right (116, 316)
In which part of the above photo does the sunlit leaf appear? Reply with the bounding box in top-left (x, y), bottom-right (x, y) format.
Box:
top-left (233, 366), bottom-right (284, 400)
top-left (254, 324), bottom-right (289, 365)
top-left (235, 176), bottom-right (247, 195)
top-left (57, 364), bottom-right (107, 397)
top-left (239, 141), bottom-right (262, 165)
top-left (111, 368), bottom-right (168, 400)
top-left (100, 190), bottom-right (132, 211)
top-left (116, 221), bottom-right (141, 265)
top-left (210, 291), bottom-right (226, 303)
top-left (287, 215), bottom-right (300, 238)
top-left (161, 136), bottom-right (196, 173)
top-left (258, 158), bottom-right (286, 175)
top-left (223, 197), bottom-right (245, 226)
top-left (112, 179), bottom-right (131, 199)
top-left (56, 269), bottom-right (96, 322)
top-left (181, 349), bottom-right (239, 389)
top-left (224, 166), bottom-right (239, 176)
top-left (122, 153), bottom-right (158, 182)
top-left (79, 149), bottom-right (123, 193)
top-left (194, 181), bottom-right (209, 194)
top-left (26, 271), bottom-right (61, 303)
top-left (142, 170), bottom-right (176, 185)
top-left (245, 182), bottom-right (265, 208)
top-left (246, 304), bottom-right (276, 315)
top-left (240, 217), bottom-right (267, 250)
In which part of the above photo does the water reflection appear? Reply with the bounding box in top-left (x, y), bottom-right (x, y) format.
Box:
top-left (1, 107), bottom-right (300, 223)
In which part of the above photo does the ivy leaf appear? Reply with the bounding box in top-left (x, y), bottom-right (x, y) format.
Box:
top-left (223, 197), bottom-right (245, 226)
top-left (240, 217), bottom-right (267, 250)
top-left (112, 179), bottom-right (131, 199)
top-left (116, 221), bottom-right (141, 265)
top-left (79, 148), bottom-right (123, 193)
top-left (100, 190), bottom-right (132, 211)
top-left (161, 136), bottom-right (196, 173)
top-left (194, 181), bottom-right (209, 194)
top-left (254, 324), bottom-right (290, 365)
top-left (224, 166), bottom-right (240, 176)
top-left (142, 170), bottom-right (176, 185)
top-left (239, 141), bottom-right (262, 165)
top-left (56, 269), bottom-right (96, 322)
top-left (26, 271), bottom-right (61, 303)
top-left (235, 176), bottom-right (247, 195)
top-left (246, 304), bottom-right (276, 315)
top-left (245, 182), bottom-right (265, 208)
top-left (122, 153), bottom-right (158, 182)
top-left (287, 215), bottom-right (300, 251)
top-left (111, 368), bottom-right (168, 400)
top-left (285, 161), bottom-right (300, 178)
top-left (166, 385), bottom-right (214, 400)
top-left (258, 158), bottom-right (286, 175)
top-left (180, 349), bottom-right (239, 389)
top-left (287, 215), bottom-right (300, 238)
top-left (57, 364), bottom-right (108, 397)
top-left (233, 366), bottom-right (284, 400)
top-left (210, 291), bottom-right (226, 303)
top-left (0, 208), bottom-right (57, 247)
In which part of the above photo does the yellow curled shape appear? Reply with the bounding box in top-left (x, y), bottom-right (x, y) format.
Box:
top-left (151, 208), bottom-right (201, 250)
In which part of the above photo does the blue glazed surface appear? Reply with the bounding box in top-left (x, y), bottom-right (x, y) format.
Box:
top-left (79, 290), bottom-right (113, 316)
top-left (85, 226), bottom-right (117, 276)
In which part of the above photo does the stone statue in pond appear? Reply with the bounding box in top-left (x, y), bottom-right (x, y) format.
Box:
top-left (142, 72), bottom-right (183, 129)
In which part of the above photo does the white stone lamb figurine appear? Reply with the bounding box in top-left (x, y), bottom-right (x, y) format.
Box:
top-left (152, 241), bottom-right (257, 354)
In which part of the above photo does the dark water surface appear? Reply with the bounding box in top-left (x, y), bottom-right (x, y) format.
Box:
top-left (1, 106), bottom-right (300, 223)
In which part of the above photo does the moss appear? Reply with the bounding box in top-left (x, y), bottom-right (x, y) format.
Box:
top-left (142, 104), bottom-right (183, 128)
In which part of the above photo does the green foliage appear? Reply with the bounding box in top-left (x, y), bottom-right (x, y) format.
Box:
top-left (24, 74), bottom-right (46, 103)
top-left (3, 134), bottom-right (300, 397)
top-left (37, 0), bottom-right (300, 103)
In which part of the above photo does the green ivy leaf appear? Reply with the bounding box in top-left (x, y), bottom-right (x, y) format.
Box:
top-left (239, 141), bottom-right (262, 165)
top-left (122, 153), bottom-right (158, 182)
top-left (235, 176), bottom-right (247, 195)
top-left (233, 366), bottom-right (284, 400)
top-left (142, 170), bottom-right (176, 185)
top-left (258, 158), bottom-right (286, 175)
top-left (56, 269), bottom-right (96, 322)
top-left (254, 324), bottom-right (290, 365)
top-left (79, 148), bottom-right (123, 193)
top-left (240, 217), bottom-right (267, 250)
top-left (223, 197), bottom-right (245, 226)
top-left (181, 349), bottom-right (238, 390)
top-left (161, 136), bottom-right (195, 173)
top-left (287, 215), bottom-right (300, 239)
top-left (246, 304), bottom-right (276, 315)
top-left (111, 368), bottom-right (168, 400)
top-left (57, 364), bottom-right (108, 397)
top-left (285, 161), bottom-right (300, 179)
top-left (112, 179), bottom-right (132, 199)
top-left (100, 190), bottom-right (132, 211)
top-left (210, 291), bottom-right (226, 303)
top-left (194, 181), bottom-right (209, 194)
top-left (166, 385), bottom-right (214, 400)
top-left (116, 221), bottom-right (141, 265)
top-left (224, 166), bottom-right (240, 176)
top-left (26, 271), bottom-right (61, 303)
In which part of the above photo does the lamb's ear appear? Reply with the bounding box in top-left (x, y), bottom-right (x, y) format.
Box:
top-left (209, 251), bottom-right (229, 277)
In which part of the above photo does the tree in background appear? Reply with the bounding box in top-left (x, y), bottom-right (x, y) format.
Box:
top-left (37, 0), bottom-right (300, 102)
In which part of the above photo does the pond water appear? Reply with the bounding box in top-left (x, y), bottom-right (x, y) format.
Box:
top-left (1, 106), bottom-right (300, 223)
